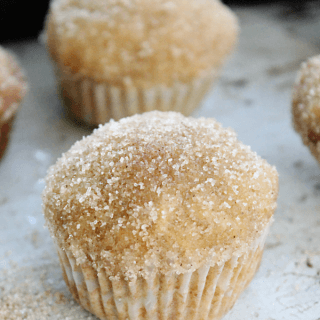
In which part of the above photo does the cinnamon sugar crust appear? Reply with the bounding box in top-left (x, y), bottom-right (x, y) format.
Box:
top-left (0, 47), bottom-right (27, 121)
top-left (292, 55), bottom-right (320, 163)
top-left (42, 112), bottom-right (278, 280)
top-left (45, 0), bottom-right (238, 87)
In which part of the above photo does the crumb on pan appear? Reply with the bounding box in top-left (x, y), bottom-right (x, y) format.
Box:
top-left (292, 55), bottom-right (320, 162)
top-left (0, 261), bottom-right (93, 320)
top-left (42, 111), bottom-right (278, 280)
top-left (46, 0), bottom-right (238, 87)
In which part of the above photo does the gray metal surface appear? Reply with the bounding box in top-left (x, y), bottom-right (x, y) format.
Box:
top-left (1, 4), bottom-right (320, 320)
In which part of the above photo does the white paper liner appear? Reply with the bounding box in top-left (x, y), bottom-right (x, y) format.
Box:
top-left (53, 65), bottom-right (219, 126)
top-left (56, 219), bottom-right (271, 320)
top-left (0, 101), bottom-right (19, 125)
top-left (0, 103), bottom-right (19, 159)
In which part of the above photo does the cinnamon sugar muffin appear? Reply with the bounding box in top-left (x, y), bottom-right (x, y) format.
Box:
top-left (42, 111), bottom-right (278, 320)
top-left (45, 0), bottom-right (238, 126)
top-left (0, 47), bottom-right (27, 160)
top-left (292, 55), bottom-right (320, 164)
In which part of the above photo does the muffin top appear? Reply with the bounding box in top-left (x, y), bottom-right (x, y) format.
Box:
top-left (43, 112), bottom-right (278, 280)
top-left (46, 0), bottom-right (238, 87)
top-left (0, 47), bottom-right (27, 122)
top-left (292, 55), bottom-right (320, 147)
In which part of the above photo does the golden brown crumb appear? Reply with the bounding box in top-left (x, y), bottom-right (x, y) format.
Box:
top-left (0, 47), bottom-right (27, 118)
top-left (45, 0), bottom-right (238, 87)
top-left (292, 55), bottom-right (320, 163)
top-left (43, 112), bottom-right (278, 280)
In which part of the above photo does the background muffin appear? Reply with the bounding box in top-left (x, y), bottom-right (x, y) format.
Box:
top-left (292, 55), bottom-right (320, 164)
top-left (45, 0), bottom-right (238, 126)
top-left (0, 47), bottom-right (27, 160)
top-left (42, 111), bottom-right (278, 320)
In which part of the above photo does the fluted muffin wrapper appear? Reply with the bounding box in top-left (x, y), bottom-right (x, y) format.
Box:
top-left (0, 102), bottom-right (19, 159)
top-left (55, 220), bottom-right (271, 320)
top-left (53, 64), bottom-right (219, 126)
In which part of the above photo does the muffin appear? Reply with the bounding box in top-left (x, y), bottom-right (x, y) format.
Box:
top-left (45, 0), bottom-right (238, 126)
top-left (0, 46), bottom-right (27, 160)
top-left (42, 111), bottom-right (278, 320)
top-left (292, 55), bottom-right (320, 164)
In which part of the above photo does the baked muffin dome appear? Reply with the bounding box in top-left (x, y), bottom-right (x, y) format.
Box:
top-left (0, 47), bottom-right (27, 117)
top-left (292, 55), bottom-right (320, 163)
top-left (0, 46), bottom-right (27, 160)
top-left (43, 111), bottom-right (278, 280)
top-left (46, 0), bottom-right (238, 87)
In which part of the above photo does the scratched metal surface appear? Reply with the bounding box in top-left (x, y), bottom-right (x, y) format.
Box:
top-left (1, 4), bottom-right (320, 320)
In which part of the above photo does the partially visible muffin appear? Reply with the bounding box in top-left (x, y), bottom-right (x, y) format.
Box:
top-left (45, 0), bottom-right (238, 126)
top-left (0, 47), bottom-right (27, 160)
top-left (292, 55), bottom-right (320, 164)
top-left (43, 111), bottom-right (278, 320)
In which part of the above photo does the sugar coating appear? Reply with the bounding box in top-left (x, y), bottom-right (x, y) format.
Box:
top-left (42, 111), bottom-right (278, 280)
top-left (45, 0), bottom-right (238, 87)
top-left (292, 55), bottom-right (320, 164)
top-left (0, 47), bottom-right (27, 119)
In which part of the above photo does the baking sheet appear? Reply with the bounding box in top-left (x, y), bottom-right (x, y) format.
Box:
top-left (1, 4), bottom-right (320, 320)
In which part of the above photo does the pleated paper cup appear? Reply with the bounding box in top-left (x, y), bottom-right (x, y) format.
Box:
top-left (0, 102), bottom-right (19, 159)
top-left (53, 65), bottom-right (219, 127)
top-left (55, 220), bottom-right (271, 320)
